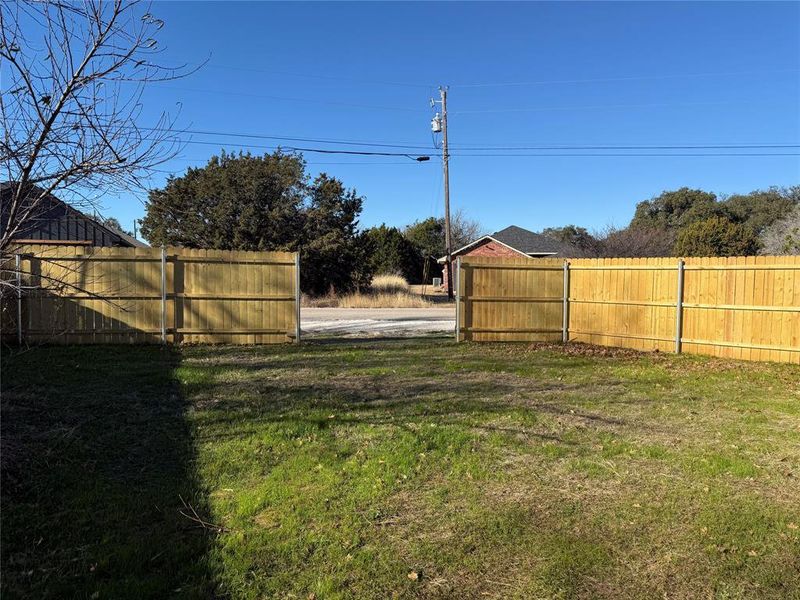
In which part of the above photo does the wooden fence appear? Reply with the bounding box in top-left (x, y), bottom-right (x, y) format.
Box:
top-left (456, 255), bottom-right (800, 364)
top-left (7, 245), bottom-right (300, 344)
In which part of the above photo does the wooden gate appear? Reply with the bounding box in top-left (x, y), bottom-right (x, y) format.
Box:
top-left (9, 245), bottom-right (300, 344)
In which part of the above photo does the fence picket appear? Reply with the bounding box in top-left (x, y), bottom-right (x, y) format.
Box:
top-left (9, 245), bottom-right (298, 345)
top-left (459, 255), bottom-right (799, 365)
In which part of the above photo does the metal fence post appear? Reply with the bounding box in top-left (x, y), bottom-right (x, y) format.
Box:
top-left (675, 259), bottom-right (685, 354)
top-left (294, 252), bottom-right (301, 344)
top-left (160, 246), bottom-right (167, 345)
top-left (562, 260), bottom-right (570, 343)
top-left (15, 254), bottom-right (22, 345)
top-left (455, 256), bottom-right (461, 342)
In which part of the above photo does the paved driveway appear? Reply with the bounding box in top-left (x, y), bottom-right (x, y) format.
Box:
top-left (301, 307), bottom-right (455, 337)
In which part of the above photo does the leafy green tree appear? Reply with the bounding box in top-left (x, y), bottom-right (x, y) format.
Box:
top-left (631, 188), bottom-right (719, 230)
top-left (364, 224), bottom-right (421, 282)
top-left (404, 217), bottom-right (444, 258)
top-left (720, 187), bottom-right (798, 234)
top-left (141, 151), bottom-right (305, 250)
top-left (674, 216), bottom-right (760, 257)
top-left (141, 151), bottom-right (368, 295)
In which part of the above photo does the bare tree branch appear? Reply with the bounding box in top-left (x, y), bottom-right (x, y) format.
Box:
top-left (0, 0), bottom-right (202, 260)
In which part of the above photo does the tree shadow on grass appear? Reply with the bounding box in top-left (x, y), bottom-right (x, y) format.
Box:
top-left (1, 345), bottom-right (216, 599)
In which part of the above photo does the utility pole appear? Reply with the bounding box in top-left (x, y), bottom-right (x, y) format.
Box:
top-left (440, 86), bottom-right (454, 300)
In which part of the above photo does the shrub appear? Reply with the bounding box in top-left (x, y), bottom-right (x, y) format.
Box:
top-left (370, 274), bottom-right (409, 294)
top-left (674, 216), bottom-right (760, 257)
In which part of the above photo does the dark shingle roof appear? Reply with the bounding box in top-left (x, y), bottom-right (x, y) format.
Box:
top-left (491, 225), bottom-right (566, 255)
top-left (1, 183), bottom-right (148, 247)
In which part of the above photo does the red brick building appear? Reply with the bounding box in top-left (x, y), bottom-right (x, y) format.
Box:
top-left (438, 225), bottom-right (570, 290)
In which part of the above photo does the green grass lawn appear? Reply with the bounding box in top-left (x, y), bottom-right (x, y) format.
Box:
top-left (3, 339), bottom-right (800, 599)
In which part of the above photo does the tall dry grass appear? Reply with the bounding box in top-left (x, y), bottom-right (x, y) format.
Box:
top-left (370, 274), bottom-right (409, 294)
top-left (336, 291), bottom-right (431, 308)
top-left (302, 274), bottom-right (432, 308)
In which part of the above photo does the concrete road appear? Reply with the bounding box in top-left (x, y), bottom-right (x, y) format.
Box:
top-left (301, 307), bottom-right (455, 337)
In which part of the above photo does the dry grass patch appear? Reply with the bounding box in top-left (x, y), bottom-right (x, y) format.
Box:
top-left (337, 291), bottom-right (432, 308)
top-left (303, 274), bottom-right (434, 308)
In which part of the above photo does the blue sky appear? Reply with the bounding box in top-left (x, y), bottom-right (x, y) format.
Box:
top-left (107, 1), bottom-right (799, 237)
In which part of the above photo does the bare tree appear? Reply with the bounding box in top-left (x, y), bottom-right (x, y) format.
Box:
top-left (450, 209), bottom-right (485, 249)
top-left (0, 0), bottom-right (196, 263)
top-left (761, 204), bottom-right (800, 255)
top-left (591, 225), bottom-right (675, 258)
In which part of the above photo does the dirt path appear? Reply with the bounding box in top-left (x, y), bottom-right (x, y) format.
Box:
top-left (301, 307), bottom-right (455, 337)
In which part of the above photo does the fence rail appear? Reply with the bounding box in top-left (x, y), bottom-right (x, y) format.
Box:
top-left (457, 255), bottom-right (800, 364)
top-left (6, 245), bottom-right (300, 345)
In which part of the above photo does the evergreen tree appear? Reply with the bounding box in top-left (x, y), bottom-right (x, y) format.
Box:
top-left (364, 224), bottom-right (421, 282)
top-left (631, 188), bottom-right (719, 230)
top-left (140, 152), bottom-right (368, 295)
top-left (141, 151), bottom-right (305, 250)
top-left (720, 187), bottom-right (798, 235)
top-left (301, 174), bottom-right (371, 295)
top-left (404, 217), bottom-right (444, 258)
top-left (674, 216), bottom-right (760, 257)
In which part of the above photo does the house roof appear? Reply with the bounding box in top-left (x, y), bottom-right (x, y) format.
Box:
top-left (1, 183), bottom-right (148, 247)
top-left (438, 225), bottom-right (570, 262)
top-left (491, 225), bottom-right (566, 255)
top-left (102, 221), bottom-right (148, 247)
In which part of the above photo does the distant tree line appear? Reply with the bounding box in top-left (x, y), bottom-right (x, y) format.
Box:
top-left (140, 153), bottom-right (797, 297)
top-left (543, 186), bottom-right (800, 257)
top-left (140, 152), bottom-right (484, 295)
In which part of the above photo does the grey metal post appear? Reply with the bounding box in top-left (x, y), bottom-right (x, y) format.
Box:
top-left (455, 256), bottom-right (461, 342)
top-left (294, 252), bottom-right (301, 344)
top-left (675, 259), bottom-right (685, 354)
top-left (15, 254), bottom-right (22, 345)
top-left (160, 246), bottom-right (167, 344)
top-left (562, 260), bottom-right (570, 343)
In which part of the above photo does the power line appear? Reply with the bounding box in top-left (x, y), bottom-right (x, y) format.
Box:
top-left (152, 84), bottom-right (427, 113)
top-left (139, 126), bottom-right (434, 150)
top-left (449, 143), bottom-right (800, 150)
top-left (174, 62), bottom-right (799, 91)
top-left (448, 152), bottom-right (800, 157)
top-left (144, 137), bottom-right (800, 157)
top-left (148, 161), bottom-right (423, 174)
top-left (150, 82), bottom-right (788, 116)
top-left (135, 125), bottom-right (800, 151)
top-left (8, 117), bottom-right (797, 157)
top-left (451, 99), bottom-right (771, 115)
top-left (159, 138), bottom-right (431, 158)
top-left (203, 63), bottom-right (435, 89)
top-left (164, 158), bottom-right (426, 165)
top-left (449, 68), bottom-right (800, 89)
